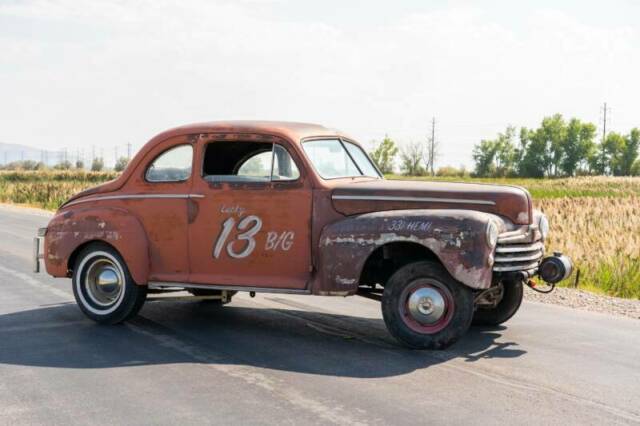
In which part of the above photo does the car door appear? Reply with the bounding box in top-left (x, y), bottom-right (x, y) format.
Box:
top-left (188, 137), bottom-right (312, 289)
top-left (124, 138), bottom-right (194, 283)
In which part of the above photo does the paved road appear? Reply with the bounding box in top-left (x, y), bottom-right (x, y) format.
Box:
top-left (1, 204), bottom-right (639, 425)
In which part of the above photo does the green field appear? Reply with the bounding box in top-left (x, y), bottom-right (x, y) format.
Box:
top-left (2, 170), bottom-right (639, 299)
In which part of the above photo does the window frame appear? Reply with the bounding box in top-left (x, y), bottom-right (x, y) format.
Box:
top-left (300, 136), bottom-right (383, 180)
top-left (144, 143), bottom-right (194, 184)
top-left (200, 140), bottom-right (302, 184)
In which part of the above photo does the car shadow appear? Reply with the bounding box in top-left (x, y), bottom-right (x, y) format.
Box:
top-left (0, 301), bottom-right (527, 378)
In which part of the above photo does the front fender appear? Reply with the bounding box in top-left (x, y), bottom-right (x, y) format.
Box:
top-left (44, 207), bottom-right (150, 285)
top-left (314, 209), bottom-right (496, 295)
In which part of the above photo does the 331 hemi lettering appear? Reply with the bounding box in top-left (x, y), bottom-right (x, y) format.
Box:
top-left (212, 215), bottom-right (295, 259)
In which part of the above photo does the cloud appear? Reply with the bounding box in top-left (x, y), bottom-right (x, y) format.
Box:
top-left (1, 1), bottom-right (638, 167)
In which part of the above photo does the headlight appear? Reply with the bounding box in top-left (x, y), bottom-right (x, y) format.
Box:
top-left (486, 221), bottom-right (498, 249)
top-left (538, 215), bottom-right (549, 241)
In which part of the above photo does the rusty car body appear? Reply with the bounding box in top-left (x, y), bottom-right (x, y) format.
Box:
top-left (34, 121), bottom-right (572, 349)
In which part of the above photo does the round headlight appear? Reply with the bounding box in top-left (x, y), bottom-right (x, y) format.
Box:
top-left (486, 221), bottom-right (498, 249)
top-left (538, 215), bottom-right (549, 241)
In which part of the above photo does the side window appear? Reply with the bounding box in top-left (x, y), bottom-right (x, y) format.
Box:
top-left (146, 144), bottom-right (193, 182)
top-left (203, 141), bottom-right (300, 182)
top-left (237, 151), bottom-right (272, 178)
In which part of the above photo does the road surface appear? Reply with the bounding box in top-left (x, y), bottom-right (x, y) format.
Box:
top-left (1, 204), bottom-right (639, 425)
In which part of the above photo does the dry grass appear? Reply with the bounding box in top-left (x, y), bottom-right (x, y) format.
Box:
top-left (0, 170), bottom-right (117, 210)
top-left (538, 197), bottom-right (640, 298)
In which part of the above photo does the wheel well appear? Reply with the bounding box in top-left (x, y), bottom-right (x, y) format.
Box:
top-left (359, 242), bottom-right (440, 287)
top-left (67, 240), bottom-right (118, 275)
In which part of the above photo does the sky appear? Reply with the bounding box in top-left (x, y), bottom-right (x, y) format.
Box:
top-left (1, 0), bottom-right (639, 168)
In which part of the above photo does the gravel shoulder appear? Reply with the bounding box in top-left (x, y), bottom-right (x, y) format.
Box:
top-left (3, 202), bottom-right (639, 321)
top-left (524, 285), bottom-right (640, 320)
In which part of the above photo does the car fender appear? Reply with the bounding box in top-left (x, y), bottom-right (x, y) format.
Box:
top-left (44, 207), bottom-right (150, 285)
top-left (314, 209), bottom-right (496, 295)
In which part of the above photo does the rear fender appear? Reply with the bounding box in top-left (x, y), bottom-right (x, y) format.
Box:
top-left (314, 209), bottom-right (495, 295)
top-left (44, 207), bottom-right (149, 285)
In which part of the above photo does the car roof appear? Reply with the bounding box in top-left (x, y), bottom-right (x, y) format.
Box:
top-left (149, 120), bottom-right (349, 145)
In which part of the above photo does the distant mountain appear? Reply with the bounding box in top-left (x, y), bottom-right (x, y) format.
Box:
top-left (0, 142), bottom-right (64, 166)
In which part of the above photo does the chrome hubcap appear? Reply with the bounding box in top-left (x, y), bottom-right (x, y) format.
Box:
top-left (85, 259), bottom-right (123, 306)
top-left (407, 287), bottom-right (446, 325)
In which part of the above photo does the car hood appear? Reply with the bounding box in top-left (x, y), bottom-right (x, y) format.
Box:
top-left (331, 179), bottom-right (532, 225)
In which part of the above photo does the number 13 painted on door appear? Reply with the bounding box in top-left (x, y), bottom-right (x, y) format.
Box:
top-left (212, 215), bottom-right (294, 259)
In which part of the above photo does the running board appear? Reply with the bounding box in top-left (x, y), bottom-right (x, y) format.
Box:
top-left (148, 281), bottom-right (312, 295)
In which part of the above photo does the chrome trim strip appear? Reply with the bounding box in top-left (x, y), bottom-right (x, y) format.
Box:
top-left (331, 195), bottom-right (496, 206)
top-left (33, 237), bottom-right (40, 273)
top-left (493, 261), bottom-right (540, 272)
top-left (65, 193), bottom-right (204, 207)
top-left (148, 281), bottom-right (312, 295)
top-left (496, 242), bottom-right (544, 253)
top-left (494, 252), bottom-right (543, 262)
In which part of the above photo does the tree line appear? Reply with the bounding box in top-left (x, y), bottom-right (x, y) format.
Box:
top-left (0, 157), bottom-right (130, 172)
top-left (472, 114), bottom-right (640, 177)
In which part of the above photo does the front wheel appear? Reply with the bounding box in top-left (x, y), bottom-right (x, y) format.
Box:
top-left (382, 261), bottom-right (474, 350)
top-left (472, 280), bottom-right (523, 326)
top-left (72, 243), bottom-right (147, 324)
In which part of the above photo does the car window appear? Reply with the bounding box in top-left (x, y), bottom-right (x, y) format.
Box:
top-left (343, 141), bottom-right (380, 177)
top-left (203, 141), bottom-right (299, 183)
top-left (145, 144), bottom-right (193, 182)
top-left (301, 139), bottom-right (361, 179)
top-left (237, 151), bottom-right (272, 178)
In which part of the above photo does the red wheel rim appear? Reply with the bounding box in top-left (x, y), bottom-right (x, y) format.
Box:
top-left (399, 279), bottom-right (455, 334)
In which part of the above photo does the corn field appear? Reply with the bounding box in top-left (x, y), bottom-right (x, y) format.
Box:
top-left (0, 171), bottom-right (118, 211)
top-left (2, 171), bottom-right (639, 298)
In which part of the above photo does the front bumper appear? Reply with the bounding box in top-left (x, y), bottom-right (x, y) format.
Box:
top-left (33, 227), bottom-right (47, 273)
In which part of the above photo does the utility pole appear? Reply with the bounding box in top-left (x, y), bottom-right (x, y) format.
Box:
top-left (600, 102), bottom-right (611, 175)
top-left (127, 142), bottom-right (132, 160)
top-left (428, 117), bottom-right (436, 176)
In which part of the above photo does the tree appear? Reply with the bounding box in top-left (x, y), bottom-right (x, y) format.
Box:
top-left (91, 157), bottom-right (104, 172)
top-left (400, 142), bottom-right (426, 176)
top-left (493, 126), bottom-right (517, 176)
top-left (540, 114), bottom-right (567, 176)
top-left (619, 128), bottom-right (640, 176)
top-left (75, 160), bottom-right (85, 170)
top-left (114, 157), bottom-right (130, 172)
top-left (561, 119), bottom-right (596, 176)
top-left (54, 160), bottom-right (72, 170)
top-left (472, 139), bottom-right (498, 177)
top-left (603, 132), bottom-right (626, 176)
top-left (472, 126), bottom-right (517, 177)
top-left (369, 135), bottom-right (398, 174)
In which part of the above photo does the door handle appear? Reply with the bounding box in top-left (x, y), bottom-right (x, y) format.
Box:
top-left (189, 194), bottom-right (205, 199)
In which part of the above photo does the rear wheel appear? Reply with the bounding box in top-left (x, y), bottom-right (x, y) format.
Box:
top-left (472, 280), bottom-right (523, 326)
top-left (382, 261), bottom-right (474, 349)
top-left (72, 243), bottom-right (147, 324)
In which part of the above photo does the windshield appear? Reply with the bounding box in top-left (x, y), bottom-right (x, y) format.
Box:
top-left (302, 139), bottom-right (381, 179)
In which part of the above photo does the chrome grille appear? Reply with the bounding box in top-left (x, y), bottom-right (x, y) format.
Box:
top-left (493, 229), bottom-right (544, 273)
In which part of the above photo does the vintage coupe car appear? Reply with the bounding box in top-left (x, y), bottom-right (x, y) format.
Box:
top-left (34, 121), bottom-right (572, 349)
